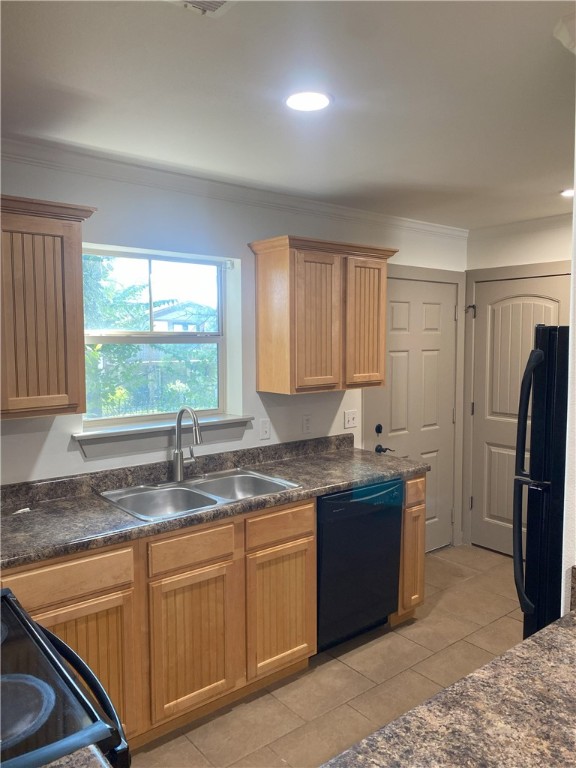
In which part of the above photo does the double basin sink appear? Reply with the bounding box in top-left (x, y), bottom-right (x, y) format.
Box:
top-left (100, 469), bottom-right (300, 522)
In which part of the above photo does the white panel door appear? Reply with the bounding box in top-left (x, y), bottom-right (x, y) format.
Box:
top-left (363, 278), bottom-right (457, 551)
top-left (470, 275), bottom-right (571, 554)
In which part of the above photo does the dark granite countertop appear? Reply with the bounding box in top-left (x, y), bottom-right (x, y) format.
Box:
top-left (324, 611), bottom-right (576, 768)
top-left (1, 437), bottom-right (428, 570)
top-left (45, 745), bottom-right (111, 768)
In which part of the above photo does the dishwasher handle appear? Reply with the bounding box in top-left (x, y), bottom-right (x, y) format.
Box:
top-left (318, 480), bottom-right (404, 510)
top-left (318, 502), bottom-right (401, 523)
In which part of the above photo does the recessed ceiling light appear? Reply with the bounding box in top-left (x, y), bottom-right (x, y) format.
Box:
top-left (285, 92), bottom-right (331, 111)
top-left (560, 189), bottom-right (574, 197)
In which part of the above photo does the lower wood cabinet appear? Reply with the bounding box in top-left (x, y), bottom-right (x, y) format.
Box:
top-left (246, 534), bottom-right (316, 680)
top-left (34, 589), bottom-right (138, 736)
top-left (398, 503), bottom-right (426, 612)
top-left (144, 500), bottom-right (316, 730)
top-left (0, 487), bottom-right (431, 742)
top-left (1, 503), bottom-right (317, 742)
top-left (1, 545), bottom-right (140, 736)
top-left (390, 475), bottom-right (427, 626)
top-left (149, 558), bottom-right (245, 722)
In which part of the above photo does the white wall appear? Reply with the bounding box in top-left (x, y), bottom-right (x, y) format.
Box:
top-left (1, 140), bottom-right (468, 484)
top-left (467, 214), bottom-right (573, 269)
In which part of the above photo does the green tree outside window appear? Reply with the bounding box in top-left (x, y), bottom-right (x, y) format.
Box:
top-left (83, 253), bottom-right (221, 420)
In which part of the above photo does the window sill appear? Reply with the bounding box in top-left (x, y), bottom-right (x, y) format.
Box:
top-left (72, 414), bottom-right (254, 459)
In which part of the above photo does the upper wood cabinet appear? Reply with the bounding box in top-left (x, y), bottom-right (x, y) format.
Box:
top-left (249, 236), bottom-right (397, 394)
top-left (1, 196), bottom-right (95, 418)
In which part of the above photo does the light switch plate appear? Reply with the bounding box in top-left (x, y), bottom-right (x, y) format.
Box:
top-left (260, 418), bottom-right (271, 440)
top-left (344, 410), bottom-right (358, 429)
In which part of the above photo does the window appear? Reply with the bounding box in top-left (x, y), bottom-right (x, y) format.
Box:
top-left (83, 249), bottom-right (225, 423)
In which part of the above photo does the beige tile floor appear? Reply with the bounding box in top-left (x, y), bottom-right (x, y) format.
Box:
top-left (132, 545), bottom-right (523, 768)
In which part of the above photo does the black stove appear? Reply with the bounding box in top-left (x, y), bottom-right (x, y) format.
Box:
top-left (1, 588), bottom-right (130, 768)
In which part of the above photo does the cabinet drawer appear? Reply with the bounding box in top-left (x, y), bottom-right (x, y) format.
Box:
top-left (246, 502), bottom-right (315, 551)
top-left (1, 548), bottom-right (134, 613)
top-left (405, 476), bottom-right (426, 507)
top-left (148, 524), bottom-right (235, 577)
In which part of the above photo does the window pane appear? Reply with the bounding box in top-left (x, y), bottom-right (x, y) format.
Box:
top-left (151, 261), bottom-right (220, 333)
top-left (83, 255), bottom-right (150, 333)
top-left (85, 343), bottom-right (219, 419)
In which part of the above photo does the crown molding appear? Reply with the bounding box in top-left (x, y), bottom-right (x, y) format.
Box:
top-left (468, 212), bottom-right (573, 240)
top-left (2, 136), bottom-right (469, 241)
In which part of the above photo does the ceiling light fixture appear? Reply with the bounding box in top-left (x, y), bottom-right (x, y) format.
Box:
top-left (285, 92), bottom-right (331, 111)
top-left (560, 189), bottom-right (574, 197)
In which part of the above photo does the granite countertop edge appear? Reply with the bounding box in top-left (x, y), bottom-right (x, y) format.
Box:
top-left (45, 745), bottom-right (111, 768)
top-left (1, 447), bottom-right (429, 570)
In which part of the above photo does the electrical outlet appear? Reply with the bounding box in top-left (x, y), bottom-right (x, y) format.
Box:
top-left (302, 414), bottom-right (311, 433)
top-left (260, 418), bottom-right (271, 440)
top-left (344, 409), bottom-right (358, 429)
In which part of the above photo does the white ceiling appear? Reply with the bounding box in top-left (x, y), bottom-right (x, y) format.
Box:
top-left (2, 1), bottom-right (575, 230)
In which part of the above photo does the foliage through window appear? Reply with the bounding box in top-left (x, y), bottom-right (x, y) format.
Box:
top-left (83, 252), bottom-right (223, 421)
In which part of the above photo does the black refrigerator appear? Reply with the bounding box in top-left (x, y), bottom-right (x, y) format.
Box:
top-left (513, 324), bottom-right (569, 639)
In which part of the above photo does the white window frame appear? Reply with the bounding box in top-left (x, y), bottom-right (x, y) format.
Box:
top-left (82, 244), bottom-right (229, 428)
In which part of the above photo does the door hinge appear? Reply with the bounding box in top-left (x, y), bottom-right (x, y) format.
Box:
top-left (470, 496), bottom-right (474, 510)
top-left (451, 508), bottom-right (455, 524)
top-left (454, 305), bottom-right (458, 321)
top-left (452, 407), bottom-right (456, 424)
top-left (471, 402), bottom-right (475, 416)
top-left (465, 304), bottom-right (477, 319)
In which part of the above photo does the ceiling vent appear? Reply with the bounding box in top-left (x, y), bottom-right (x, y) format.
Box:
top-left (171, 1), bottom-right (232, 17)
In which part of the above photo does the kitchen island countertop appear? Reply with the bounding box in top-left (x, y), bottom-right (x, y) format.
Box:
top-left (324, 611), bottom-right (576, 768)
top-left (45, 745), bottom-right (111, 768)
top-left (1, 439), bottom-right (428, 569)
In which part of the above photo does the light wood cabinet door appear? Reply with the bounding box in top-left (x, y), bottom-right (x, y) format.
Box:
top-left (345, 256), bottom-right (387, 385)
top-left (395, 503), bottom-right (426, 619)
top-left (294, 250), bottom-right (342, 390)
top-left (33, 589), bottom-right (139, 736)
top-left (1, 197), bottom-right (94, 418)
top-left (246, 536), bottom-right (316, 681)
top-left (250, 236), bottom-right (397, 394)
top-left (149, 559), bottom-right (244, 723)
top-left (401, 503), bottom-right (426, 611)
top-left (389, 476), bottom-right (427, 627)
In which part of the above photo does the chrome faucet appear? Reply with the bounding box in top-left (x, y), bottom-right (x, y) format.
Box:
top-left (173, 407), bottom-right (203, 482)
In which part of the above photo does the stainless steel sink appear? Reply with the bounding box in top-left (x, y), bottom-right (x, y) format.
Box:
top-left (100, 469), bottom-right (299, 521)
top-left (186, 469), bottom-right (299, 500)
top-left (101, 485), bottom-right (218, 521)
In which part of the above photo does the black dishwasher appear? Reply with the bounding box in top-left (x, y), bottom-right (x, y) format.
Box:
top-left (317, 479), bottom-right (403, 651)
